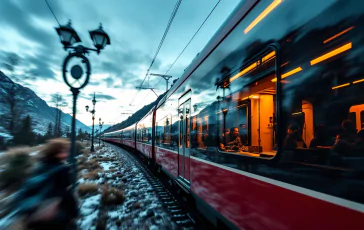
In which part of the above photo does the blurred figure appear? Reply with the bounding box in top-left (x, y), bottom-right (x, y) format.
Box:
top-left (332, 120), bottom-right (357, 155)
top-left (202, 129), bottom-right (209, 147)
top-left (11, 139), bottom-right (78, 230)
top-left (284, 125), bottom-right (307, 150)
top-left (309, 124), bottom-right (333, 148)
top-left (219, 128), bottom-right (231, 149)
top-left (239, 125), bottom-right (248, 145)
top-left (339, 120), bottom-right (357, 143)
top-left (227, 127), bottom-right (242, 149)
top-left (354, 129), bottom-right (364, 155)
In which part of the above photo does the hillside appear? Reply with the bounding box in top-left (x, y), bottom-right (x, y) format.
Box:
top-left (103, 93), bottom-right (166, 133)
top-left (0, 71), bottom-right (91, 137)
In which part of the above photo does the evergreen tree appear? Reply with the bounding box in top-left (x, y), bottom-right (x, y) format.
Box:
top-left (13, 115), bottom-right (35, 146)
top-left (84, 130), bottom-right (89, 140)
top-left (65, 125), bottom-right (71, 138)
top-left (36, 133), bottom-right (44, 144)
top-left (77, 128), bottom-right (83, 140)
top-left (45, 122), bottom-right (53, 140)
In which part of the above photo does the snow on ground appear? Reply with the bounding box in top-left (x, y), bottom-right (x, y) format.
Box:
top-left (77, 144), bottom-right (177, 230)
top-left (78, 194), bottom-right (101, 229)
top-left (100, 161), bottom-right (112, 170)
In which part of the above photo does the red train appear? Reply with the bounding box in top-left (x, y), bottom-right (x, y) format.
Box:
top-left (103, 0), bottom-right (364, 229)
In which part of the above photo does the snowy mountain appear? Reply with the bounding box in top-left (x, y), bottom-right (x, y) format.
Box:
top-left (0, 71), bottom-right (91, 136)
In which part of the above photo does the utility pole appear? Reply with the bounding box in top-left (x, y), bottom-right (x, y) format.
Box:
top-left (150, 73), bottom-right (172, 92)
top-left (135, 87), bottom-right (158, 97)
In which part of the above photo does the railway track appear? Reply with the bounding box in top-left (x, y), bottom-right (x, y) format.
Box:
top-left (109, 144), bottom-right (213, 230)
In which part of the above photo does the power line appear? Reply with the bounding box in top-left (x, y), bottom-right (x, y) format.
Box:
top-left (129, 0), bottom-right (183, 106)
top-left (163, 0), bottom-right (221, 76)
top-left (44, 0), bottom-right (61, 26)
top-left (142, 0), bottom-right (222, 101)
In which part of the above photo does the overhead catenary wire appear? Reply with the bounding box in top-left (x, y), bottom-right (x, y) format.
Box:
top-left (44, 0), bottom-right (61, 26)
top-left (129, 0), bottom-right (183, 106)
top-left (142, 0), bottom-right (222, 101)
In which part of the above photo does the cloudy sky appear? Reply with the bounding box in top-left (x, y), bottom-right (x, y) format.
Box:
top-left (0, 0), bottom-right (241, 126)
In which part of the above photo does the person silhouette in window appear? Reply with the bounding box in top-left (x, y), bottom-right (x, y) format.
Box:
top-left (354, 129), bottom-right (364, 156)
top-left (226, 127), bottom-right (242, 150)
top-left (284, 125), bottom-right (307, 150)
top-left (339, 120), bottom-right (357, 143)
top-left (219, 128), bottom-right (231, 150)
top-left (332, 120), bottom-right (357, 155)
top-left (309, 124), bottom-right (333, 148)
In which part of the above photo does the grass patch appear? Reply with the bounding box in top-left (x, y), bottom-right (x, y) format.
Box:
top-left (0, 147), bottom-right (33, 189)
top-left (82, 170), bottom-right (103, 180)
top-left (101, 186), bottom-right (125, 206)
top-left (78, 159), bottom-right (102, 171)
top-left (77, 183), bottom-right (99, 197)
top-left (96, 157), bottom-right (113, 162)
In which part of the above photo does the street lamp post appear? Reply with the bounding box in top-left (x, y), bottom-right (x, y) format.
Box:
top-left (99, 118), bottom-right (104, 146)
top-left (95, 129), bottom-right (99, 146)
top-left (86, 93), bottom-right (97, 152)
top-left (56, 20), bottom-right (110, 188)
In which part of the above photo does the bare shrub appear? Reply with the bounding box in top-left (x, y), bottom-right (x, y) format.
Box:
top-left (83, 170), bottom-right (103, 180)
top-left (77, 183), bottom-right (99, 197)
top-left (78, 159), bottom-right (101, 171)
top-left (0, 147), bottom-right (33, 189)
top-left (77, 155), bottom-right (88, 164)
top-left (75, 141), bottom-right (85, 156)
top-left (101, 187), bottom-right (125, 206)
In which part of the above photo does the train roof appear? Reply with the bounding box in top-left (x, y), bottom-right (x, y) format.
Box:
top-left (104, 123), bottom-right (136, 135)
top-left (137, 105), bottom-right (156, 124)
top-left (157, 0), bottom-right (253, 108)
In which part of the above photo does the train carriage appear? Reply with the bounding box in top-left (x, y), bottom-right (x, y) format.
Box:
top-left (136, 108), bottom-right (155, 159)
top-left (103, 0), bottom-right (364, 228)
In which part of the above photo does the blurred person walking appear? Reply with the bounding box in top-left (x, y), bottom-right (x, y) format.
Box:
top-left (3, 138), bottom-right (78, 230)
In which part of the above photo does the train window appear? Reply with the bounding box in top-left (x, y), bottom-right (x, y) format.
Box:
top-left (156, 115), bottom-right (172, 149)
top-left (216, 51), bottom-right (277, 159)
top-left (281, 53), bottom-right (364, 170)
top-left (191, 110), bottom-right (218, 149)
top-left (136, 124), bottom-right (143, 142)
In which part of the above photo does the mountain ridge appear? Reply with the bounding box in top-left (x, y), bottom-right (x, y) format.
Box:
top-left (0, 71), bottom-right (91, 137)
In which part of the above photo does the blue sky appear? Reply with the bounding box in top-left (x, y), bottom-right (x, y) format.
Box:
top-left (0, 0), bottom-right (241, 125)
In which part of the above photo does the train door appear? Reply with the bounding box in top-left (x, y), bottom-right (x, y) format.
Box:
top-left (178, 97), bottom-right (191, 185)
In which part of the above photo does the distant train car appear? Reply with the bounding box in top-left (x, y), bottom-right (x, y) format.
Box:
top-left (103, 123), bottom-right (136, 148)
top-left (104, 0), bottom-right (364, 229)
top-left (136, 108), bottom-right (154, 159)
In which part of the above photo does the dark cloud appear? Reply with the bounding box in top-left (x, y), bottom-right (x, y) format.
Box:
top-left (94, 46), bottom-right (163, 88)
top-left (0, 1), bottom-right (59, 51)
top-left (23, 54), bottom-right (56, 80)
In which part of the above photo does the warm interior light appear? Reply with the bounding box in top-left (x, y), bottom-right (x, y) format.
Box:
top-left (244, 0), bottom-right (282, 34)
top-left (249, 95), bottom-right (260, 99)
top-left (262, 51), bottom-right (275, 62)
top-left (271, 66), bottom-right (302, 82)
top-left (292, 112), bottom-right (303, 115)
top-left (353, 78), bottom-right (364, 84)
top-left (323, 26), bottom-right (354, 44)
top-left (332, 83), bottom-right (350, 90)
top-left (242, 97), bottom-right (249, 100)
top-left (310, 42), bottom-right (352, 65)
top-left (230, 62), bottom-right (257, 82)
